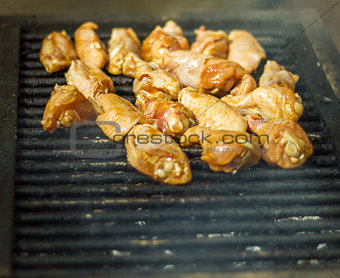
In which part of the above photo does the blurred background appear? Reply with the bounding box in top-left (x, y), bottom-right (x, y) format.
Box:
top-left (0, 0), bottom-right (339, 52)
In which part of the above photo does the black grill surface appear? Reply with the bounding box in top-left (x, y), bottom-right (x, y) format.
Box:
top-left (8, 15), bottom-right (340, 277)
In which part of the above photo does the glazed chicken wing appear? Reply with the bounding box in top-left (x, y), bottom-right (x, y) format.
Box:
top-left (228, 30), bottom-right (266, 73)
top-left (123, 53), bottom-right (180, 102)
top-left (141, 20), bottom-right (189, 64)
top-left (181, 126), bottom-right (260, 173)
top-left (163, 50), bottom-right (248, 96)
top-left (247, 117), bottom-right (313, 168)
top-left (178, 87), bottom-right (248, 132)
top-left (74, 21), bottom-right (108, 69)
top-left (221, 85), bottom-right (303, 122)
top-left (96, 94), bottom-right (144, 142)
top-left (190, 26), bottom-right (229, 58)
top-left (259, 60), bottom-right (299, 91)
top-left (107, 28), bottom-right (141, 75)
top-left (39, 31), bottom-right (77, 73)
top-left (65, 60), bottom-right (114, 100)
top-left (137, 96), bottom-right (196, 137)
top-left (126, 124), bottom-right (192, 185)
top-left (41, 85), bottom-right (98, 133)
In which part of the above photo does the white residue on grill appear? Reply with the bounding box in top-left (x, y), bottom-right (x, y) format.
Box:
top-left (297, 259), bottom-right (319, 265)
top-left (163, 264), bottom-right (175, 270)
top-left (196, 232), bottom-right (236, 239)
top-left (111, 250), bottom-right (131, 256)
top-left (135, 220), bottom-right (146, 226)
top-left (164, 250), bottom-right (174, 255)
top-left (274, 216), bottom-right (323, 222)
top-left (245, 246), bottom-right (262, 252)
top-left (317, 243), bottom-right (327, 249)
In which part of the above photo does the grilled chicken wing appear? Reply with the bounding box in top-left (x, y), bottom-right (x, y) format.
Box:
top-left (178, 87), bottom-right (247, 132)
top-left (96, 94), bottom-right (144, 141)
top-left (107, 28), bottom-right (141, 75)
top-left (228, 30), bottom-right (266, 73)
top-left (39, 31), bottom-right (77, 73)
top-left (137, 96), bottom-right (196, 137)
top-left (41, 85), bottom-right (98, 133)
top-left (141, 21), bottom-right (189, 64)
top-left (230, 74), bottom-right (257, 96)
top-left (181, 126), bottom-right (260, 173)
top-left (65, 60), bottom-right (114, 100)
top-left (259, 60), bottom-right (299, 91)
top-left (74, 21), bottom-right (108, 69)
top-left (123, 53), bottom-right (180, 103)
top-left (126, 124), bottom-right (192, 185)
top-left (162, 50), bottom-right (248, 96)
top-left (221, 85), bottom-right (303, 122)
top-left (190, 26), bottom-right (229, 58)
top-left (247, 117), bottom-right (313, 168)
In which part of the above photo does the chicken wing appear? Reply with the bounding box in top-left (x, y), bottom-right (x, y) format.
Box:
top-left (190, 26), bottom-right (228, 58)
top-left (247, 117), bottom-right (313, 168)
top-left (141, 21), bottom-right (189, 64)
top-left (259, 60), bottom-right (299, 91)
top-left (107, 28), bottom-right (141, 75)
top-left (181, 126), bottom-right (260, 173)
top-left (221, 85), bottom-right (303, 122)
top-left (178, 87), bottom-right (248, 132)
top-left (41, 85), bottom-right (98, 133)
top-left (39, 31), bottom-right (77, 73)
top-left (137, 96), bottom-right (196, 137)
top-left (162, 50), bottom-right (248, 96)
top-left (96, 94), bottom-right (144, 142)
top-left (74, 21), bottom-right (108, 69)
top-left (230, 74), bottom-right (257, 96)
top-left (228, 30), bottom-right (266, 72)
top-left (123, 53), bottom-right (180, 102)
top-left (65, 60), bottom-right (115, 100)
top-left (125, 124), bottom-right (192, 185)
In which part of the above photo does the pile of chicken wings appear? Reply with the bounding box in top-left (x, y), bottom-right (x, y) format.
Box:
top-left (40, 20), bottom-right (313, 185)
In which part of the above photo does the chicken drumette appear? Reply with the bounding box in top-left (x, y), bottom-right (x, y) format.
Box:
top-left (39, 31), bottom-right (77, 73)
top-left (126, 124), bottom-right (192, 185)
top-left (178, 87), bottom-right (248, 132)
top-left (190, 26), bottom-right (229, 58)
top-left (107, 27), bottom-right (141, 75)
top-left (259, 60), bottom-right (299, 91)
top-left (65, 60), bottom-right (115, 100)
top-left (137, 95), bottom-right (196, 137)
top-left (228, 30), bottom-right (266, 73)
top-left (96, 94), bottom-right (144, 142)
top-left (162, 50), bottom-right (248, 96)
top-left (181, 126), bottom-right (261, 173)
top-left (74, 21), bottom-right (108, 69)
top-left (247, 117), bottom-right (313, 168)
top-left (221, 85), bottom-right (303, 122)
top-left (41, 85), bottom-right (99, 133)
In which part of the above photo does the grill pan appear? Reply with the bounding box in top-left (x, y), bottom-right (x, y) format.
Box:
top-left (1, 11), bottom-right (340, 278)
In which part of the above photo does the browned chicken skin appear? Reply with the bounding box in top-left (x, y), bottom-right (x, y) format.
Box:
top-left (259, 60), bottom-right (299, 91)
top-left (228, 30), bottom-right (266, 73)
top-left (181, 126), bottom-right (261, 173)
top-left (141, 21), bottom-right (189, 64)
top-left (65, 60), bottom-right (115, 100)
top-left (162, 50), bottom-right (248, 96)
top-left (41, 85), bottom-right (98, 133)
top-left (221, 85), bottom-right (303, 122)
top-left (126, 124), bottom-right (192, 185)
top-left (123, 53), bottom-right (181, 103)
top-left (107, 28), bottom-right (141, 75)
top-left (74, 22), bottom-right (108, 69)
top-left (247, 117), bottom-right (313, 168)
top-left (96, 94), bottom-right (144, 142)
top-left (190, 26), bottom-right (229, 58)
top-left (39, 31), bottom-right (77, 73)
top-left (178, 87), bottom-right (248, 132)
top-left (137, 96), bottom-right (196, 137)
